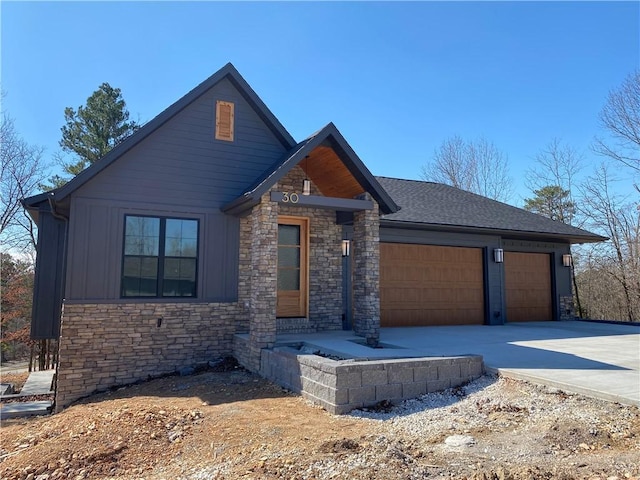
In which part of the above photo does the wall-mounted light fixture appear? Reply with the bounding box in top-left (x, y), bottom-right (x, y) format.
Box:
top-left (562, 254), bottom-right (573, 267)
top-left (493, 248), bottom-right (504, 263)
top-left (302, 155), bottom-right (311, 195)
top-left (342, 240), bottom-right (351, 257)
top-left (302, 179), bottom-right (311, 196)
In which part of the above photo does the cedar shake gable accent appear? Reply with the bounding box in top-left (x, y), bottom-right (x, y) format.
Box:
top-left (22, 63), bottom-right (295, 213)
top-left (221, 123), bottom-right (399, 216)
top-left (215, 100), bottom-right (235, 141)
top-left (377, 176), bottom-right (606, 244)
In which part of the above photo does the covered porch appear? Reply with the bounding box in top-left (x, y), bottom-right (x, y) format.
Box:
top-left (223, 123), bottom-right (398, 372)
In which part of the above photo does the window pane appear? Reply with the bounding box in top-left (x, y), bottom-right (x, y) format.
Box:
top-left (278, 225), bottom-right (300, 246)
top-left (165, 219), bottom-right (198, 257)
top-left (278, 246), bottom-right (300, 268)
top-left (163, 258), bottom-right (196, 297)
top-left (122, 216), bottom-right (198, 298)
top-left (122, 256), bottom-right (157, 296)
top-left (278, 268), bottom-right (300, 290)
top-left (125, 216), bottom-right (159, 255)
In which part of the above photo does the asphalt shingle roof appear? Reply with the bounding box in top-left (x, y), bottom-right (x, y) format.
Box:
top-left (376, 177), bottom-right (605, 243)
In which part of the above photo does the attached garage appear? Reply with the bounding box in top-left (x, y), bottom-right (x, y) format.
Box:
top-left (504, 252), bottom-right (553, 322)
top-left (380, 243), bottom-right (485, 327)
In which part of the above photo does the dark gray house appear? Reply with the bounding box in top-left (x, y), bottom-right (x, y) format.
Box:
top-left (23, 63), bottom-right (604, 410)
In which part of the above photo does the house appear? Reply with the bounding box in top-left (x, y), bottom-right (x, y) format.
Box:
top-left (23, 63), bottom-right (604, 410)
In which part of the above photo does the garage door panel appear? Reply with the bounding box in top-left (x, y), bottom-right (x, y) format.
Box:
top-left (380, 243), bottom-right (485, 327)
top-left (505, 252), bottom-right (552, 322)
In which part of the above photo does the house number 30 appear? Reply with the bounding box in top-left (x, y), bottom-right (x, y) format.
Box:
top-left (282, 192), bottom-right (300, 204)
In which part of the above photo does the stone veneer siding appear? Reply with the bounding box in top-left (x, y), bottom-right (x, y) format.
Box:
top-left (352, 193), bottom-right (381, 345)
top-left (560, 295), bottom-right (576, 321)
top-left (55, 302), bottom-right (242, 411)
top-left (246, 191), bottom-right (279, 372)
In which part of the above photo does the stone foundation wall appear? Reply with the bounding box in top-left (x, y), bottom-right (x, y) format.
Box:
top-left (232, 334), bottom-right (251, 370)
top-left (276, 317), bottom-right (317, 334)
top-left (56, 302), bottom-right (244, 410)
top-left (261, 347), bottom-right (484, 414)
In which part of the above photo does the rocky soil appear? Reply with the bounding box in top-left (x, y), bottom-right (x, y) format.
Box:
top-left (0, 361), bottom-right (638, 480)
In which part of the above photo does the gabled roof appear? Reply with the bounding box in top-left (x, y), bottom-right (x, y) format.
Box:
top-left (377, 177), bottom-right (606, 243)
top-left (221, 123), bottom-right (399, 215)
top-left (22, 63), bottom-right (296, 209)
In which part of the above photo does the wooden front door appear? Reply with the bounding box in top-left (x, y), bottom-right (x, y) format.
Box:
top-left (277, 217), bottom-right (308, 317)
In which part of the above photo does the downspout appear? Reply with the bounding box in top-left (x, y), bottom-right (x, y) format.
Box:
top-left (47, 192), bottom-right (69, 413)
top-left (48, 192), bottom-right (69, 222)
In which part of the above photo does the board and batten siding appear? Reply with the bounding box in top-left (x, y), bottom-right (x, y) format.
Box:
top-left (64, 77), bottom-right (288, 302)
top-left (31, 208), bottom-right (67, 339)
top-left (72, 77), bottom-right (288, 206)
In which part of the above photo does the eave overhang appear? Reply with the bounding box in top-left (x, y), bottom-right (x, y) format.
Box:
top-left (379, 219), bottom-right (608, 245)
top-left (221, 123), bottom-right (399, 216)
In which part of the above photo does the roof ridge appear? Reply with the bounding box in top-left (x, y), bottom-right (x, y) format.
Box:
top-left (375, 176), bottom-right (439, 185)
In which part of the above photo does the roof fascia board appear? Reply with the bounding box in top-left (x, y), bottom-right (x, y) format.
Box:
top-left (250, 131), bottom-right (329, 199)
top-left (380, 219), bottom-right (607, 244)
top-left (22, 191), bottom-right (54, 209)
top-left (220, 194), bottom-right (259, 216)
top-left (225, 72), bottom-right (295, 148)
top-left (51, 63), bottom-right (295, 202)
top-left (220, 137), bottom-right (319, 215)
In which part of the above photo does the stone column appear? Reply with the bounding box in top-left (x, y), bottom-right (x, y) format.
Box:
top-left (559, 295), bottom-right (576, 321)
top-left (247, 192), bottom-right (278, 372)
top-left (352, 193), bottom-right (380, 346)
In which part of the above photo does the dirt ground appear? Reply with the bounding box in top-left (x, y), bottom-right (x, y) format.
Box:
top-left (1, 372), bottom-right (29, 393)
top-left (1, 360), bottom-right (638, 480)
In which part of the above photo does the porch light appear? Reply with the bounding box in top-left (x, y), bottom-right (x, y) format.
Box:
top-left (302, 155), bottom-right (311, 195)
top-left (562, 254), bottom-right (572, 267)
top-left (302, 179), bottom-right (311, 196)
top-left (493, 248), bottom-right (504, 263)
top-left (342, 240), bottom-right (350, 257)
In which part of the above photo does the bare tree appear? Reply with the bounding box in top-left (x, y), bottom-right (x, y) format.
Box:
top-left (525, 138), bottom-right (585, 315)
top-left (422, 136), bottom-right (513, 202)
top-left (0, 113), bottom-right (47, 253)
top-left (578, 164), bottom-right (640, 322)
top-left (526, 138), bottom-right (583, 221)
top-left (592, 71), bottom-right (640, 178)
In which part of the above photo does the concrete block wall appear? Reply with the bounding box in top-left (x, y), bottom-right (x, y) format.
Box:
top-left (261, 347), bottom-right (484, 414)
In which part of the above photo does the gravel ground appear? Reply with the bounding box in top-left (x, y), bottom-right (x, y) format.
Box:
top-left (1, 366), bottom-right (638, 480)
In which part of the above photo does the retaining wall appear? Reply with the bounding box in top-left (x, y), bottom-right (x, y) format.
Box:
top-left (260, 347), bottom-right (484, 414)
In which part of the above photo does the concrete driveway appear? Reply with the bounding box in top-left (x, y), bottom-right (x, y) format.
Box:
top-left (278, 321), bottom-right (640, 407)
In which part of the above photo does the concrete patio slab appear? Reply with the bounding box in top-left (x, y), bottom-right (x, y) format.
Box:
top-left (20, 370), bottom-right (55, 396)
top-left (0, 369), bottom-right (55, 421)
top-left (276, 321), bottom-right (640, 407)
top-left (0, 401), bottom-right (52, 420)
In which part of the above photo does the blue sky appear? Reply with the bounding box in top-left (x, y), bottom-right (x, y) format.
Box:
top-left (2, 1), bottom-right (638, 205)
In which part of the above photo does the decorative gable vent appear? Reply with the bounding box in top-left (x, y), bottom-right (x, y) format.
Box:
top-left (215, 100), bottom-right (235, 141)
